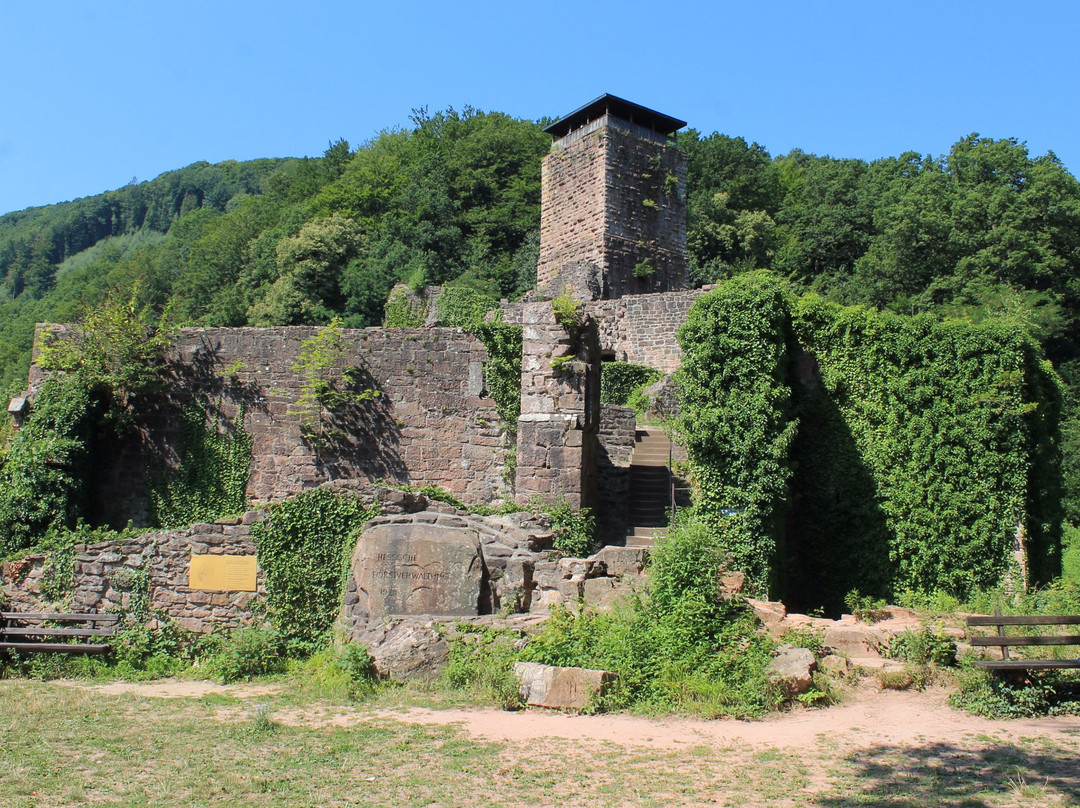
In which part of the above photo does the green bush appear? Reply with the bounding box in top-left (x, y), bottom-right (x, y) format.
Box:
top-left (203, 626), bottom-right (286, 683)
top-left (950, 664), bottom-right (1080, 718)
top-left (600, 362), bottom-right (660, 408)
top-left (546, 500), bottom-right (597, 558)
top-left (886, 626), bottom-right (957, 666)
top-left (253, 488), bottom-right (378, 649)
top-left (438, 625), bottom-right (524, 709)
top-left (521, 514), bottom-right (781, 717)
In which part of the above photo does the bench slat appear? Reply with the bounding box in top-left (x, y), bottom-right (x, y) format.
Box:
top-left (975, 659), bottom-right (1080, 670)
top-left (966, 615), bottom-right (1080, 627)
top-left (971, 635), bottom-right (1080, 647)
top-left (0, 627), bottom-right (116, 638)
top-left (0, 642), bottom-right (111, 655)
top-left (1, 612), bottom-right (119, 623)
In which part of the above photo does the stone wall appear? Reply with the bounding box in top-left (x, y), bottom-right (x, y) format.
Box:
top-left (587, 288), bottom-right (707, 374)
top-left (596, 405), bottom-right (636, 544)
top-left (72, 517), bottom-right (264, 631)
top-left (88, 326), bottom-right (511, 524)
top-left (0, 518), bottom-right (265, 632)
top-left (514, 302), bottom-right (600, 508)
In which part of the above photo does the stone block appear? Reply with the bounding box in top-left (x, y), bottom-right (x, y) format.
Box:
top-left (513, 661), bottom-right (617, 710)
top-left (347, 522), bottom-right (485, 619)
top-left (767, 645), bottom-right (816, 698)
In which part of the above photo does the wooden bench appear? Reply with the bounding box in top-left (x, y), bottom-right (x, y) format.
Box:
top-left (966, 612), bottom-right (1080, 671)
top-left (0, 611), bottom-right (120, 655)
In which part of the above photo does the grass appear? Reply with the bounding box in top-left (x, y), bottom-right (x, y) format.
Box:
top-left (2, 679), bottom-right (1080, 807)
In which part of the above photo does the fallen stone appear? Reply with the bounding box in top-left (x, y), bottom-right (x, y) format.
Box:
top-left (719, 571), bottom-right (746, 598)
top-left (818, 654), bottom-right (850, 675)
top-left (513, 661), bottom-right (617, 710)
top-left (768, 644), bottom-right (816, 698)
top-left (747, 598), bottom-right (787, 627)
top-left (352, 619), bottom-right (450, 682)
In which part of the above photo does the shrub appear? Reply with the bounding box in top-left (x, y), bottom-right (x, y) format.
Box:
top-left (436, 286), bottom-right (498, 329)
top-left (546, 500), bottom-right (597, 558)
top-left (438, 625), bottom-right (524, 710)
top-left (203, 626), bottom-right (286, 683)
top-left (600, 362), bottom-right (661, 408)
top-left (521, 514), bottom-right (781, 718)
top-left (950, 664), bottom-right (1080, 718)
top-left (253, 488), bottom-right (378, 649)
top-left (886, 626), bottom-right (956, 666)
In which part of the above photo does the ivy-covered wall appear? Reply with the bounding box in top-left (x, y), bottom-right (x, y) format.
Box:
top-left (676, 273), bottom-right (1063, 609)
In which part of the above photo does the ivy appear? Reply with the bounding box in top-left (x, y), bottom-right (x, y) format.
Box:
top-left (791, 295), bottom-right (1061, 600)
top-left (673, 272), bottom-right (1062, 608)
top-left (472, 321), bottom-right (522, 431)
top-left (600, 362), bottom-right (660, 408)
top-left (0, 378), bottom-right (101, 556)
top-left (252, 488), bottom-right (378, 650)
top-left (148, 403), bottom-right (253, 528)
top-left (674, 272), bottom-right (797, 595)
top-left (436, 286), bottom-right (498, 329)
top-left (382, 290), bottom-right (427, 328)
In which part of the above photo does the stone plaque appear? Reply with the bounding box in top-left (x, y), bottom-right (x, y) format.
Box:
top-left (350, 523), bottom-right (484, 618)
top-left (189, 555), bottom-right (257, 591)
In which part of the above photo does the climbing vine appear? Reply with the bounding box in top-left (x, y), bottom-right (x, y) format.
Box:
top-left (436, 286), bottom-right (498, 329)
top-left (383, 290), bottom-right (427, 328)
top-left (148, 403), bottom-right (253, 528)
top-left (291, 318), bottom-right (379, 442)
top-left (252, 488), bottom-right (378, 649)
top-left (674, 272), bottom-right (1062, 606)
top-left (674, 272), bottom-right (796, 594)
top-left (472, 321), bottom-right (523, 431)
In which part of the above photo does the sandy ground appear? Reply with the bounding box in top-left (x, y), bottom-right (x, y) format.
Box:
top-left (69, 678), bottom-right (1080, 753)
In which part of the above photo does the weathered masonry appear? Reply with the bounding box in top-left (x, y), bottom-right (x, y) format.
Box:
top-left (515, 95), bottom-right (689, 510)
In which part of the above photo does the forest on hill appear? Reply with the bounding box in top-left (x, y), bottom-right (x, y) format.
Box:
top-left (1, 107), bottom-right (1078, 530)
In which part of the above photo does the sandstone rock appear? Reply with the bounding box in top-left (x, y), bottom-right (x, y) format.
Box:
top-left (353, 619), bottom-right (449, 682)
top-left (587, 546), bottom-right (647, 577)
top-left (823, 624), bottom-right (884, 657)
top-left (513, 661), bottom-right (617, 710)
top-left (768, 644), bottom-right (816, 698)
top-left (818, 654), bottom-right (850, 675)
top-left (747, 598), bottom-right (787, 627)
top-left (348, 522), bottom-right (486, 619)
top-left (719, 571), bottom-right (746, 598)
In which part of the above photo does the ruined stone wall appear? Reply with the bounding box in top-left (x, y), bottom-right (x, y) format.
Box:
top-left (71, 517), bottom-right (264, 632)
top-left (514, 302), bottom-right (600, 508)
top-left (115, 326), bottom-right (511, 521)
top-left (0, 518), bottom-right (264, 632)
top-left (587, 288), bottom-right (707, 374)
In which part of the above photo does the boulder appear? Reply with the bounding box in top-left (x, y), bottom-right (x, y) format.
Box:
top-left (352, 619), bottom-right (449, 682)
top-left (767, 644), bottom-right (816, 697)
top-left (513, 661), bottom-right (617, 710)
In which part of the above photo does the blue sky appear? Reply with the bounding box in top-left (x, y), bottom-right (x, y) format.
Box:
top-left (2, 0), bottom-right (1078, 216)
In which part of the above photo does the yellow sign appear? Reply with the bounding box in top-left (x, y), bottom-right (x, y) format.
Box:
top-left (188, 555), bottom-right (257, 592)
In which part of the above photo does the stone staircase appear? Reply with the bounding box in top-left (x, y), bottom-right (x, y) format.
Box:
top-left (625, 427), bottom-right (673, 547)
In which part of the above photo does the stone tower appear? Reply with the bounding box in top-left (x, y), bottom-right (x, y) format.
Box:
top-left (515, 96), bottom-right (687, 511)
top-left (536, 94), bottom-right (687, 301)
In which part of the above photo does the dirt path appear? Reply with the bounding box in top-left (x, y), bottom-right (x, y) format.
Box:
top-left (379, 685), bottom-right (1080, 751)
top-left (69, 678), bottom-right (1080, 753)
